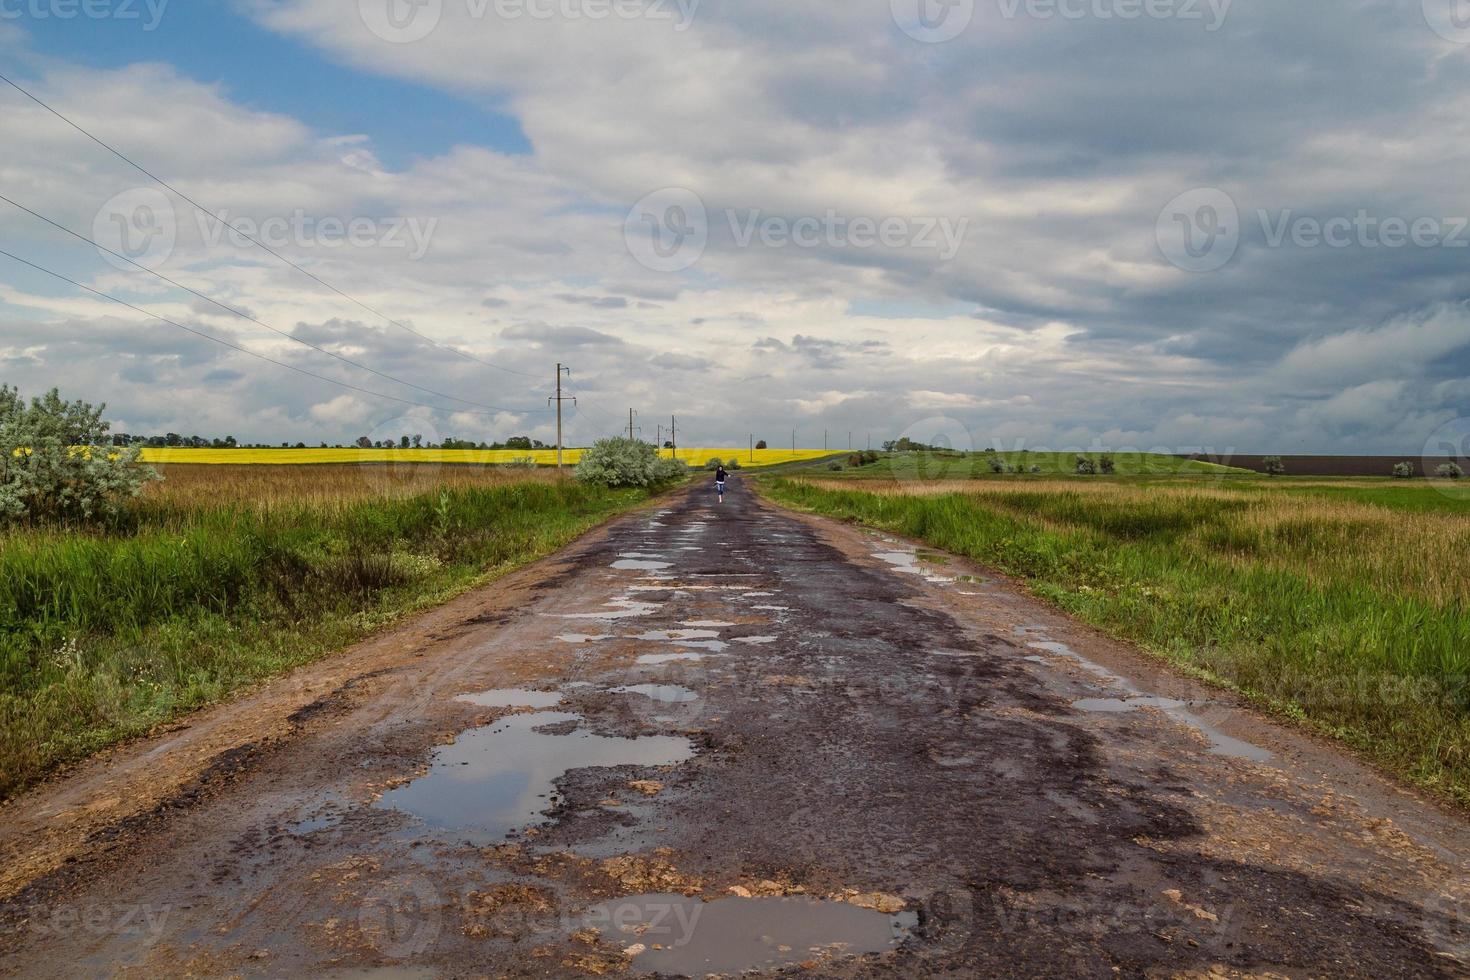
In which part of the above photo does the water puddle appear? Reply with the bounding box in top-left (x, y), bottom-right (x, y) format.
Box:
top-left (375, 712), bottom-right (693, 842)
top-left (557, 597), bottom-right (662, 620)
top-left (287, 812), bottom-right (342, 836)
top-left (1026, 640), bottom-right (1272, 763)
top-left (610, 684), bottom-right (699, 703)
top-left (637, 629), bottom-right (720, 642)
top-left (636, 652), bottom-right (707, 666)
top-left (683, 620), bottom-right (736, 628)
top-left (455, 688), bottom-right (563, 709)
top-left (734, 635), bottom-right (778, 645)
top-left (873, 549), bottom-right (958, 585)
top-left (587, 893), bottom-right (915, 976)
top-left (613, 559), bottom-right (674, 571)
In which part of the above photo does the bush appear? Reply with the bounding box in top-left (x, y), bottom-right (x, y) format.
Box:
top-left (0, 386), bottom-right (157, 525)
top-left (703, 457), bottom-right (724, 471)
top-left (755, 440), bottom-right (768, 450)
top-left (1436, 462), bottom-right (1464, 480)
top-left (828, 462), bottom-right (843, 471)
top-left (1392, 462), bottom-right (1414, 479)
top-left (1029, 465), bottom-right (1041, 474)
top-left (575, 438), bottom-right (687, 488)
top-left (1099, 454), bottom-right (1116, 475)
top-left (863, 450), bottom-right (879, 465)
top-left (727, 458), bottom-right (742, 470)
top-left (1075, 455), bottom-right (1096, 475)
top-left (1263, 456), bottom-right (1286, 477)
top-left (503, 456), bottom-right (538, 469)
top-left (987, 456), bottom-right (1006, 474)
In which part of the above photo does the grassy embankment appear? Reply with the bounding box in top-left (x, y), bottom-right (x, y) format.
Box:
top-left (763, 466), bottom-right (1470, 804)
top-left (0, 464), bottom-right (654, 798)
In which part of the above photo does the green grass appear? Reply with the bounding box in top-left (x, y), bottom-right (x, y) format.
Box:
top-left (810, 450), bottom-right (1252, 480)
top-left (0, 478), bottom-right (651, 798)
top-left (761, 475), bottom-right (1470, 805)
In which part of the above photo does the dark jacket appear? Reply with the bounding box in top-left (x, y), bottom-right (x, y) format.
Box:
top-left (715, 467), bottom-right (729, 482)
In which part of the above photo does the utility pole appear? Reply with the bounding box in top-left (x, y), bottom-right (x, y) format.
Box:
top-left (670, 416), bottom-right (678, 460)
top-left (792, 430), bottom-right (796, 452)
top-left (549, 363), bottom-right (574, 470)
top-left (848, 431), bottom-right (852, 451)
top-left (750, 433), bottom-right (754, 463)
top-left (824, 429), bottom-right (828, 452)
top-left (628, 408), bottom-right (638, 441)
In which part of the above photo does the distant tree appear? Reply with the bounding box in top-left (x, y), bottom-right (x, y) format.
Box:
top-left (412, 434), bottom-right (423, 448)
top-left (1099, 454), bottom-right (1116, 475)
top-left (755, 440), bottom-right (767, 450)
top-left (165, 432), bottom-right (183, 447)
top-left (400, 435), bottom-right (411, 449)
top-left (356, 436), bottom-right (373, 448)
top-left (505, 436), bottom-right (533, 450)
top-left (1392, 462), bottom-right (1414, 479)
top-left (1263, 456), bottom-right (1286, 477)
top-left (1436, 462), bottom-right (1464, 479)
top-left (1075, 455), bottom-right (1096, 475)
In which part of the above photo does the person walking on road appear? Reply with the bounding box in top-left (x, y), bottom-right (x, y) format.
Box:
top-left (715, 463), bottom-right (729, 503)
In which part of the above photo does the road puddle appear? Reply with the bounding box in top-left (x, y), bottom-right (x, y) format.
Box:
top-left (375, 712), bottom-right (693, 842)
top-left (636, 652), bottom-right (707, 665)
top-left (587, 893), bottom-right (915, 975)
top-left (557, 597), bottom-right (662, 620)
top-left (733, 635), bottom-right (777, 645)
top-left (613, 558), bottom-right (674, 571)
top-left (455, 689), bottom-right (563, 708)
top-left (637, 629), bottom-right (720, 641)
top-left (682, 620), bottom-right (736, 628)
top-left (1027, 640), bottom-right (1273, 763)
top-left (557, 633), bottom-right (609, 644)
top-left (610, 684), bottom-right (699, 703)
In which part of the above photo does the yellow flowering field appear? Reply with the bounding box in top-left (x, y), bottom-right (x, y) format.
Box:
top-left (137, 447), bottom-right (836, 468)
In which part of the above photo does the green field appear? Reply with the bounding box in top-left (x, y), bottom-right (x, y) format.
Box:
top-left (0, 465), bottom-right (652, 797)
top-left (818, 450), bottom-right (1252, 480)
top-left (762, 466), bottom-right (1470, 804)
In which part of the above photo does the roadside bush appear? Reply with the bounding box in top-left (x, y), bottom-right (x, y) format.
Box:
top-left (1392, 462), bottom-right (1414, 479)
top-left (1075, 455), bottom-right (1096, 475)
top-left (1436, 462), bottom-right (1464, 479)
top-left (704, 456), bottom-right (724, 471)
top-left (848, 453), bottom-right (863, 467)
top-left (1029, 464), bottom-right (1041, 474)
top-left (1263, 456), bottom-right (1286, 477)
top-left (828, 462), bottom-right (844, 471)
top-left (575, 437), bottom-right (687, 488)
top-left (728, 458), bottom-right (742, 470)
top-left (987, 456), bottom-right (1006, 474)
top-left (0, 386), bottom-right (157, 526)
top-left (1099, 454), bottom-right (1116, 475)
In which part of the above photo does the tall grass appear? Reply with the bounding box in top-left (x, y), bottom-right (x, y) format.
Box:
top-left (764, 477), bottom-right (1470, 804)
top-left (0, 466), bottom-right (648, 797)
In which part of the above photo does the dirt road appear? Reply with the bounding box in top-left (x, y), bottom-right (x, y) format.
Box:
top-left (1, 480), bottom-right (1466, 977)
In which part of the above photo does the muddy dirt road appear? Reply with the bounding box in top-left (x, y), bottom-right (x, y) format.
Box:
top-left (1, 480), bottom-right (1466, 977)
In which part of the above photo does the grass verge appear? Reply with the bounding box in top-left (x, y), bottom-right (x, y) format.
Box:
top-left (0, 468), bottom-right (652, 798)
top-left (761, 476), bottom-right (1470, 806)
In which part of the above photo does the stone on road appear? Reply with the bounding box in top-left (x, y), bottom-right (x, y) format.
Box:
top-left (1, 480), bottom-right (1466, 977)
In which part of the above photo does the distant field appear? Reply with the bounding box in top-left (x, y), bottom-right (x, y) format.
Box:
top-left (762, 473), bottom-right (1470, 804)
top-left (813, 450), bottom-right (1252, 479)
top-left (137, 447), bottom-right (835, 468)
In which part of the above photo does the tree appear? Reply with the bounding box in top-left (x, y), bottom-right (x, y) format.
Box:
top-left (1392, 462), bottom-right (1414, 479)
top-left (356, 436), bottom-right (373, 448)
top-left (505, 436), bottom-right (533, 450)
top-left (755, 440), bottom-right (767, 450)
top-left (1436, 462), bottom-right (1464, 479)
top-left (1075, 455), bottom-right (1096, 475)
top-left (412, 434), bottom-right (423, 448)
top-left (1099, 454), bottom-right (1116, 475)
top-left (400, 435), bottom-right (411, 449)
top-left (0, 386), bottom-right (158, 525)
top-left (1263, 456), bottom-right (1286, 477)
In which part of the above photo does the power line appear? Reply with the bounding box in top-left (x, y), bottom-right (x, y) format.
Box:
top-left (0, 192), bottom-right (538, 416)
top-left (0, 69), bottom-right (541, 380)
top-left (0, 247), bottom-right (551, 417)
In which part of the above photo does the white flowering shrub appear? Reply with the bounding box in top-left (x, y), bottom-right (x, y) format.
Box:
top-left (574, 437), bottom-right (688, 488)
top-left (0, 386), bottom-right (158, 525)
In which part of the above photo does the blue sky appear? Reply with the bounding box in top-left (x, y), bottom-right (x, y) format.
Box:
top-left (1, 0), bottom-right (1468, 455)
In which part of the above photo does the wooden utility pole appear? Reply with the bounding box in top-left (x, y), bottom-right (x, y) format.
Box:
top-left (824, 429), bottom-right (828, 452)
top-left (549, 363), bottom-right (574, 470)
top-left (750, 433), bottom-right (754, 463)
top-left (669, 416), bottom-right (678, 459)
top-left (628, 408), bottom-right (638, 441)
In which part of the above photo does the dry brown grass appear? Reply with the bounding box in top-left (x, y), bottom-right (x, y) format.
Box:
top-left (144, 463), bottom-right (564, 511)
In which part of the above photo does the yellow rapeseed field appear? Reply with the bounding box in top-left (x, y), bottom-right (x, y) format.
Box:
top-left (137, 447), bottom-right (835, 468)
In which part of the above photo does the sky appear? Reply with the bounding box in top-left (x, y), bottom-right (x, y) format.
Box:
top-left (1, 0), bottom-right (1468, 455)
